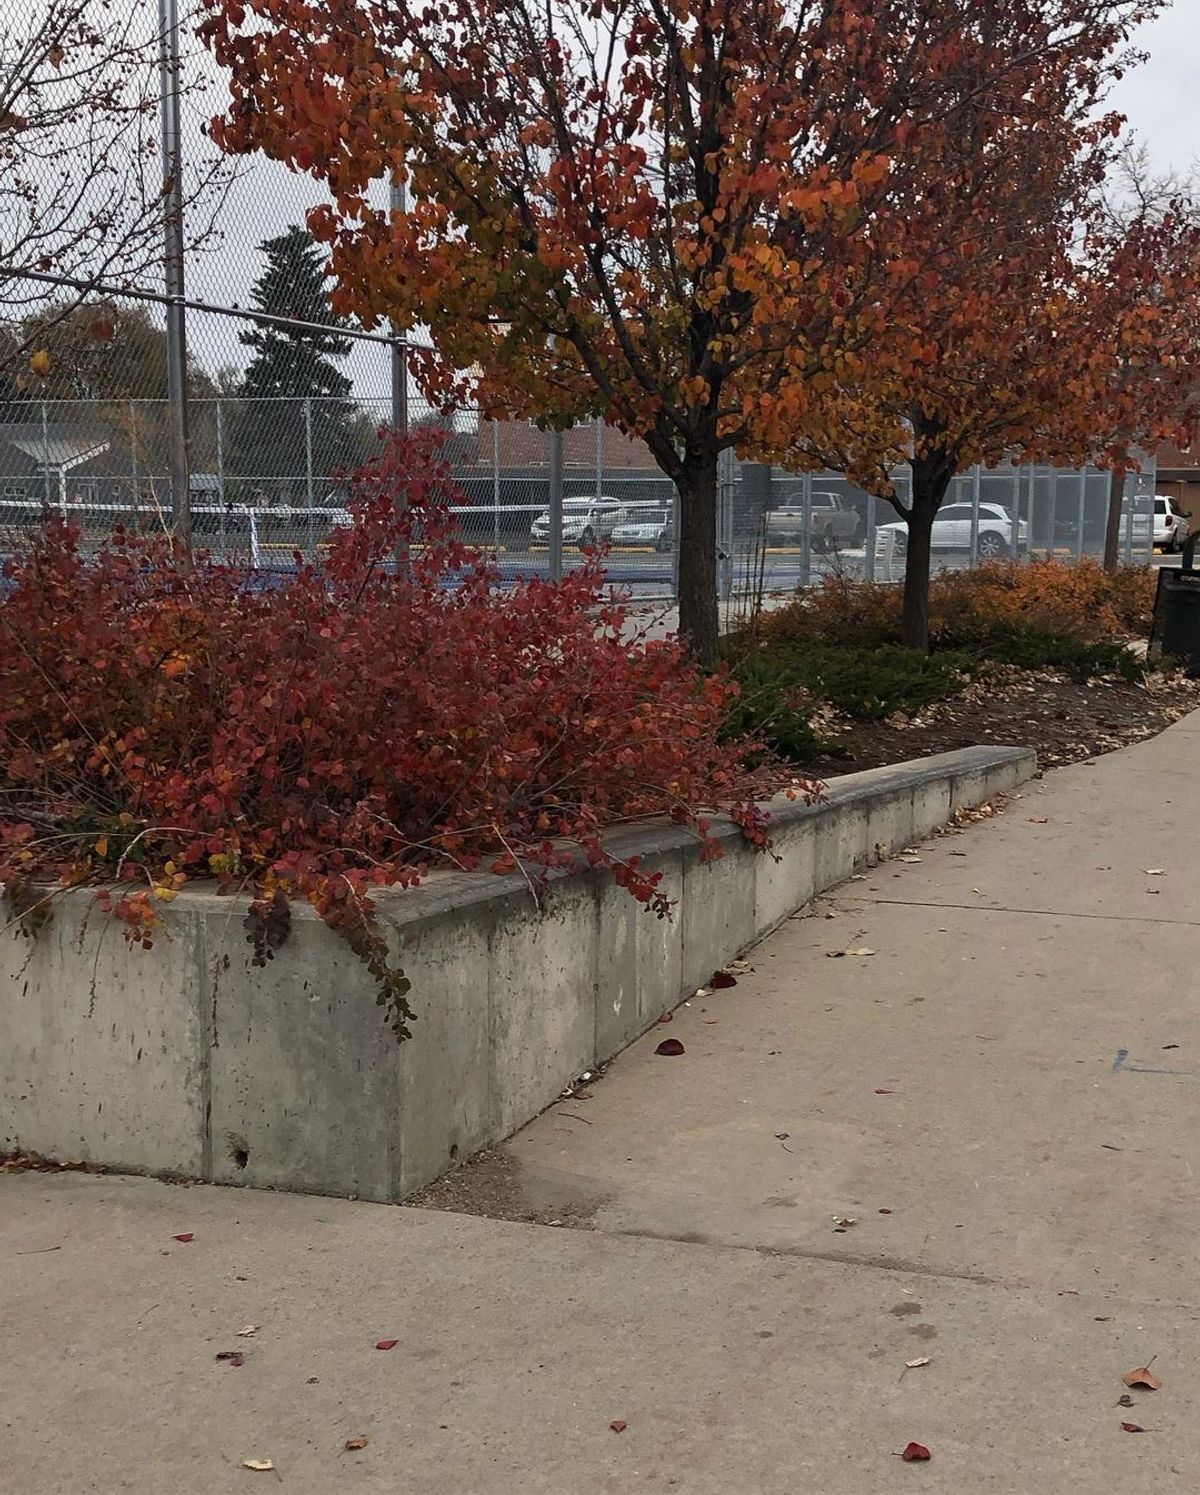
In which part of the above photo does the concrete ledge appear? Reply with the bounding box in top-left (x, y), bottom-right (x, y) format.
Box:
top-left (1, 746), bottom-right (1035, 1200)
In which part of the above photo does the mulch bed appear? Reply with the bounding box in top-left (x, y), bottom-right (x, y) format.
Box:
top-left (807, 666), bottom-right (1200, 776)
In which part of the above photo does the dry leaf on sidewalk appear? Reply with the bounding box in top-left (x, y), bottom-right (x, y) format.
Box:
top-left (905, 1357), bottom-right (931, 1369)
top-left (827, 947), bottom-right (876, 958)
top-left (1120, 1422), bottom-right (1147, 1434)
top-left (343, 1437), bottom-right (369, 1451)
top-left (654, 1038), bottom-right (685, 1057)
top-left (375, 1339), bottom-right (399, 1351)
top-left (215, 1351), bottom-right (245, 1367)
top-left (1143, 869), bottom-right (1165, 877)
top-left (710, 970), bottom-right (738, 989)
top-left (242, 1459), bottom-right (275, 1472)
top-left (172, 1233), bottom-right (194, 1243)
top-left (901, 1442), bottom-right (932, 1462)
top-left (609, 1420), bottom-right (627, 1433)
top-left (1123, 1365), bottom-right (1162, 1391)
top-left (236, 1325), bottom-right (260, 1337)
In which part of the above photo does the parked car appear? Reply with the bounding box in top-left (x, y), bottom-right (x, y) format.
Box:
top-left (1154, 494), bottom-right (1191, 552)
top-left (530, 496), bottom-right (626, 549)
top-left (881, 501), bottom-right (1028, 558)
top-left (611, 506), bottom-right (674, 550)
top-left (765, 491), bottom-right (863, 550)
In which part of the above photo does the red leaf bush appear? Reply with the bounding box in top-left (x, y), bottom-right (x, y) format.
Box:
top-left (0, 432), bottom-right (773, 1036)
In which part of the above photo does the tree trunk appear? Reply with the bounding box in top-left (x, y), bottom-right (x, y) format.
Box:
top-left (676, 451), bottom-right (720, 668)
top-left (900, 462), bottom-right (954, 651)
top-left (1102, 462), bottom-right (1127, 574)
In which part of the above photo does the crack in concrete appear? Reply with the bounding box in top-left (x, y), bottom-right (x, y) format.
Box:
top-left (612, 1224), bottom-right (1013, 1287)
top-left (848, 897), bottom-right (1200, 927)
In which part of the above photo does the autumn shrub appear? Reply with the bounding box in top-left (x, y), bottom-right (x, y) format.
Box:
top-left (0, 433), bottom-right (773, 1038)
top-left (757, 559), bottom-right (1155, 654)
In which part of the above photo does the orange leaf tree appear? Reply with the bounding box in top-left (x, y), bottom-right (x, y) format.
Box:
top-left (203, 0), bottom-right (1164, 663)
top-left (778, 9), bottom-right (1178, 648)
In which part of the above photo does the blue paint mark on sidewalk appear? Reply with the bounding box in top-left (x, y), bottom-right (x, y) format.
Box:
top-left (1112, 1047), bottom-right (1194, 1077)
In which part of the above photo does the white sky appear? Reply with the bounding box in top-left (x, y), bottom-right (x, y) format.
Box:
top-left (1110, 2), bottom-right (1200, 176)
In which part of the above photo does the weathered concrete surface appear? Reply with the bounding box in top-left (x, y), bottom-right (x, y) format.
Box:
top-left (3, 719), bottom-right (1200, 1492)
top-left (1, 747), bottom-right (1033, 1200)
top-left (507, 715), bottom-right (1200, 1305)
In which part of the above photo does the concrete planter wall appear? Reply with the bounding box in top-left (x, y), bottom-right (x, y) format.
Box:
top-left (1, 747), bottom-right (1034, 1201)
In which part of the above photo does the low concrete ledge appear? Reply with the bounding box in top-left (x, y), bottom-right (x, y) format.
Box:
top-left (1, 746), bottom-right (1034, 1200)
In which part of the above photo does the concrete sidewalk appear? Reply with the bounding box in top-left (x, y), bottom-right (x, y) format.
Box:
top-left (6, 715), bottom-right (1200, 1493)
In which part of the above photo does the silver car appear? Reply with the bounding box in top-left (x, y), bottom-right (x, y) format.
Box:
top-left (530, 496), bottom-right (627, 549)
top-left (881, 502), bottom-right (1028, 558)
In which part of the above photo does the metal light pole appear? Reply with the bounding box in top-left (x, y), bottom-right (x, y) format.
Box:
top-left (158, 0), bottom-right (190, 546)
top-left (548, 334), bottom-right (563, 582)
top-left (389, 178), bottom-right (409, 437)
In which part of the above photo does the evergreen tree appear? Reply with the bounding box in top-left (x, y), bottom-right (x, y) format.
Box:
top-left (230, 227), bottom-right (373, 502)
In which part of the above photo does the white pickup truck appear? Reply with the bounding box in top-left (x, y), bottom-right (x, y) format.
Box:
top-left (764, 491), bottom-right (864, 550)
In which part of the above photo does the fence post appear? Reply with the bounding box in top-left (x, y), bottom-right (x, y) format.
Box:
top-left (216, 399), bottom-right (226, 555)
top-left (864, 485), bottom-right (877, 582)
top-left (800, 470), bottom-right (812, 588)
top-left (1025, 466), bottom-right (1036, 561)
top-left (1075, 467), bottom-right (1087, 561)
top-left (548, 423), bottom-right (564, 583)
top-left (158, 0), bottom-right (191, 547)
top-left (492, 420), bottom-right (501, 554)
top-left (969, 465), bottom-right (982, 565)
top-left (304, 396), bottom-right (316, 556)
top-left (595, 418), bottom-right (603, 503)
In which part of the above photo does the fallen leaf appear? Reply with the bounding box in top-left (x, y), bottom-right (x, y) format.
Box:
top-left (1123, 1365), bottom-right (1162, 1391)
top-left (656, 1012), bottom-right (673, 1024)
top-left (774, 1132), bottom-right (790, 1141)
top-left (1097, 1318), bottom-right (1114, 1325)
top-left (172, 1233), bottom-right (194, 1243)
top-left (1162, 1044), bottom-right (1180, 1050)
top-left (845, 947), bottom-right (876, 957)
top-left (823, 910), bottom-right (840, 919)
top-left (710, 971), bottom-right (737, 989)
top-left (901, 1442), bottom-right (932, 1462)
top-left (874, 1088), bottom-right (894, 1094)
top-left (1028, 816), bottom-right (1049, 824)
top-left (343, 1437), bottom-right (369, 1451)
top-left (215, 1351), bottom-right (245, 1367)
top-left (242, 1459), bottom-right (275, 1472)
top-left (832, 1215), bottom-right (856, 1227)
top-left (609, 1420), bottom-right (627, 1433)
top-left (654, 1038), bottom-right (685, 1057)
top-left (905, 1357), bottom-right (931, 1369)
top-left (375, 1339), bottom-right (399, 1351)
top-left (1117, 1393), bottom-right (1133, 1406)
top-left (1144, 869), bottom-right (1165, 877)
top-left (899, 855), bottom-right (923, 864)
top-left (728, 960), bottom-right (752, 973)
top-left (237, 1325), bottom-right (260, 1337)
top-left (1120, 1422), bottom-right (1146, 1434)
top-left (879, 1208), bottom-right (893, 1215)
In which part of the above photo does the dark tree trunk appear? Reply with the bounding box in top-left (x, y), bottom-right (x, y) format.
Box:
top-left (901, 458), bottom-right (955, 651)
top-left (1102, 462), bottom-right (1127, 574)
top-left (676, 450), bottom-right (720, 668)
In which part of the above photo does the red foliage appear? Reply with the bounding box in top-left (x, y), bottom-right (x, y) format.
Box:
top-left (0, 433), bottom-right (772, 1036)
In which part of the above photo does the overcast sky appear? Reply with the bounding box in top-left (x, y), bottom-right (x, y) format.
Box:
top-left (1111, 3), bottom-right (1200, 176)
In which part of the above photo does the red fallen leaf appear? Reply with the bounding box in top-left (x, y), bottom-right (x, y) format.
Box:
top-left (901, 1442), bottom-right (932, 1462)
top-left (375, 1339), bottom-right (399, 1351)
top-left (172, 1233), bottom-right (194, 1243)
top-left (656, 1012), bottom-right (673, 1023)
top-left (710, 971), bottom-right (737, 989)
top-left (609, 1420), bottom-right (627, 1433)
top-left (1123, 1365), bottom-right (1162, 1391)
top-left (215, 1351), bottom-right (245, 1366)
top-left (1120, 1422), bottom-right (1146, 1433)
top-left (654, 1039), bottom-right (685, 1057)
top-left (879, 1208), bottom-right (893, 1215)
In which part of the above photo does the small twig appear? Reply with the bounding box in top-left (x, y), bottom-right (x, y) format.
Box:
top-left (555, 1111), bottom-right (594, 1125)
top-left (15, 1243), bottom-right (62, 1255)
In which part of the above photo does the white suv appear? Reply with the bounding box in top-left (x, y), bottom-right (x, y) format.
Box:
top-left (530, 497), bottom-right (627, 549)
top-left (1154, 495), bottom-right (1190, 553)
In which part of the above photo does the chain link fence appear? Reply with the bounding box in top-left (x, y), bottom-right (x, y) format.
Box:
top-left (1, 2), bottom-right (1160, 600)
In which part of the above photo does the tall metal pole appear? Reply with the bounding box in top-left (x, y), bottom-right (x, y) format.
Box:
top-left (389, 179), bottom-right (409, 438)
top-left (158, 0), bottom-right (190, 547)
top-left (548, 423), bottom-right (564, 582)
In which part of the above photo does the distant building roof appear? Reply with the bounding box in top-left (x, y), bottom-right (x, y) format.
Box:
top-left (0, 422), bottom-right (110, 470)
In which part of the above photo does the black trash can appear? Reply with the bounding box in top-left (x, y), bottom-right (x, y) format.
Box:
top-left (1152, 562), bottom-right (1200, 670)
